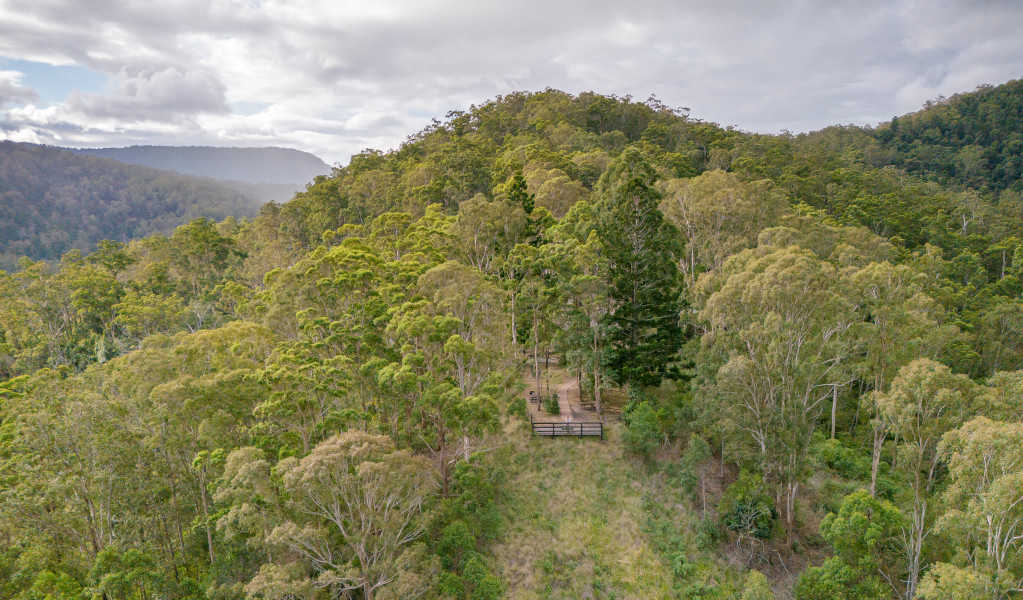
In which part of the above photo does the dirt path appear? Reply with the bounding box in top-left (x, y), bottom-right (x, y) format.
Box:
top-left (526, 369), bottom-right (600, 422)
top-left (555, 376), bottom-right (603, 421)
top-left (554, 378), bottom-right (576, 421)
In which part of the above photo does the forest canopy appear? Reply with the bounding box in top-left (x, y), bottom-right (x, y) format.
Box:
top-left (2, 80), bottom-right (1023, 600)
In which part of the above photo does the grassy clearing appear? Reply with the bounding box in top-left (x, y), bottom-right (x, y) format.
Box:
top-left (491, 416), bottom-right (675, 600)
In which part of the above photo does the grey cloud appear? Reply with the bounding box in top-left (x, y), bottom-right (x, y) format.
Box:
top-left (67, 67), bottom-right (228, 121)
top-left (2, 0), bottom-right (1022, 163)
top-left (0, 71), bottom-right (38, 106)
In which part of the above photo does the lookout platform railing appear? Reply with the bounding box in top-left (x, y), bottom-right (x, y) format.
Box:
top-left (530, 413), bottom-right (603, 441)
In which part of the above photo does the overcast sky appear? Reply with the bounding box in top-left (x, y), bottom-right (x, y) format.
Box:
top-left (1, 0), bottom-right (1021, 166)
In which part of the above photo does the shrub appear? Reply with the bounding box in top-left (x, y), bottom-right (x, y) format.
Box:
top-left (741, 570), bottom-right (775, 600)
top-left (544, 392), bottom-right (560, 415)
top-left (623, 401), bottom-right (661, 457)
top-left (507, 396), bottom-right (527, 419)
top-left (674, 434), bottom-right (711, 500)
top-left (446, 459), bottom-right (503, 542)
top-left (718, 471), bottom-right (776, 540)
top-left (438, 521), bottom-right (476, 572)
top-left (463, 555), bottom-right (502, 600)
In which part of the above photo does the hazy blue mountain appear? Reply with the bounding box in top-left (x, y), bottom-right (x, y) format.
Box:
top-left (69, 145), bottom-right (331, 185)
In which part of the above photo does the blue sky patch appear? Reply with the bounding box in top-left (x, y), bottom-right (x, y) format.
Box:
top-left (0, 57), bottom-right (108, 105)
top-left (230, 100), bottom-right (271, 116)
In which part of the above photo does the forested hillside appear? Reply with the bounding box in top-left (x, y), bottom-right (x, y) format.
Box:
top-left (1, 85), bottom-right (1022, 600)
top-left (0, 143), bottom-right (266, 268)
top-left (71, 146), bottom-right (331, 186)
top-left (871, 79), bottom-right (1023, 190)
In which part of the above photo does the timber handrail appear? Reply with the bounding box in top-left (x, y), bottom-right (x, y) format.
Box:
top-left (529, 413), bottom-right (603, 441)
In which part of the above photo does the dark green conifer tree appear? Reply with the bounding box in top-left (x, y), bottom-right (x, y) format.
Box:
top-left (508, 171), bottom-right (535, 216)
top-left (596, 148), bottom-right (685, 388)
top-left (508, 171), bottom-right (545, 245)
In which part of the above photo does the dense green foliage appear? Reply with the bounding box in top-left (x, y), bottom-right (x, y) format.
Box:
top-left (2, 82), bottom-right (1023, 599)
top-left (871, 79), bottom-right (1023, 191)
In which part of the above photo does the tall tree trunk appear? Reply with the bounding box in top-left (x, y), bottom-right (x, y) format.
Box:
top-left (83, 492), bottom-right (101, 557)
top-left (533, 317), bottom-right (540, 396)
top-left (593, 326), bottom-right (602, 418)
top-left (905, 499), bottom-right (927, 600)
top-left (785, 480), bottom-right (799, 546)
top-left (198, 469), bottom-right (216, 564)
top-left (510, 287), bottom-right (517, 345)
top-left (158, 432), bottom-right (187, 558)
top-left (160, 512), bottom-right (180, 581)
top-left (544, 345), bottom-right (551, 397)
top-left (831, 384), bottom-right (838, 439)
top-left (438, 415), bottom-right (449, 498)
top-left (869, 424), bottom-right (884, 497)
top-left (720, 428), bottom-right (726, 485)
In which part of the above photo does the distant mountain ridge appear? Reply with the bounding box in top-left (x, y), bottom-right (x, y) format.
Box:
top-left (0, 142), bottom-right (266, 269)
top-left (69, 145), bottom-right (331, 185)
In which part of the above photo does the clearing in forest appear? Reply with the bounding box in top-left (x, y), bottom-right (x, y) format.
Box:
top-left (493, 371), bottom-right (675, 599)
top-left (492, 420), bottom-right (676, 599)
top-left (523, 368), bottom-right (601, 422)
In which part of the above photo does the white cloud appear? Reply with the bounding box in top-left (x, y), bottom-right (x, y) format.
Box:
top-left (0, 0), bottom-right (1021, 164)
top-left (0, 127), bottom-right (41, 143)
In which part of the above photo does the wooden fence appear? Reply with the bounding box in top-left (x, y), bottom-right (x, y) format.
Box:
top-left (530, 413), bottom-right (603, 440)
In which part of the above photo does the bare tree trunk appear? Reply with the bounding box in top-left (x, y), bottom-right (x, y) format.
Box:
top-left (831, 385), bottom-right (838, 439)
top-left (785, 480), bottom-right (799, 546)
top-left (869, 425), bottom-right (884, 497)
top-left (438, 417), bottom-right (450, 498)
top-left (511, 290), bottom-right (517, 345)
top-left (533, 317), bottom-right (540, 396)
top-left (720, 429), bottom-right (726, 485)
top-left (198, 469), bottom-right (216, 564)
top-left (544, 345), bottom-right (551, 397)
top-left (905, 500), bottom-right (926, 600)
top-left (701, 475), bottom-right (707, 516)
top-left (593, 327), bottom-right (602, 418)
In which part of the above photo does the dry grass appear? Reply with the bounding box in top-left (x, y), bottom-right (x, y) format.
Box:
top-left (492, 418), bottom-right (675, 600)
top-left (494, 371), bottom-right (825, 598)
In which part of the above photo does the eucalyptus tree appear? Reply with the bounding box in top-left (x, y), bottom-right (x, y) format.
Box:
top-left (247, 432), bottom-right (437, 600)
top-left (416, 261), bottom-right (509, 397)
top-left (852, 261), bottom-right (957, 496)
top-left (699, 243), bottom-right (856, 541)
top-left (873, 358), bottom-right (981, 600)
top-left (507, 242), bottom-right (559, 394)
top-left (379, 298), bottom-right (499, 496)
top-left (661, 169), bottom-right (787, 285)
top-left (545, 207), bottom-right (609, 414)
top-left (938, 416), bottom-right (1023, 593)
top-left (984, 370), bottom-right (1023, 421)
top-left (451, 195), bottom-right (526, 275)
